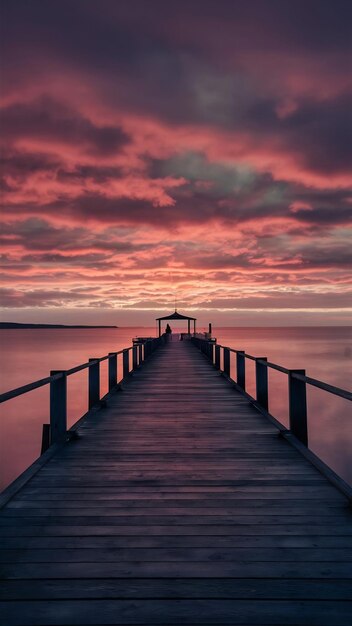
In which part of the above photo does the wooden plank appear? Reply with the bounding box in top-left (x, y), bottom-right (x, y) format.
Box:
top-left (2, 505), bottom-right (347, 516)
top-left (12, 493), bottom-right (346, 503)
top-left (1, 599), bottom-right (352, 626)
top-left (2, 534), bottom-right (352, 549)
top-left (6, 498), bottom-right (346, 509)
top-left (2, 514), bottom-right (351, 526)
top-left (16, 481), bottom-right (346, 492)
top-left (2, 560), bottom-right (352, 579)
top-left (1, 578), bottom-right (351, 601)
top-left (1, 546), bottom-right (352, 563)
top-left (1, 523), bottom-right (352, 537)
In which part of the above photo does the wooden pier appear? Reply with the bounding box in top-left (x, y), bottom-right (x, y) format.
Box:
top-left (1, 338), bottom-right (352, 625)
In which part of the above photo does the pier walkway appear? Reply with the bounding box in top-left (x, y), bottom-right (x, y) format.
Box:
top-left (0, 339), bottom-right (352, 624)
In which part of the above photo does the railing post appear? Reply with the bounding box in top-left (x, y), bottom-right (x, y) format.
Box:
top-left (236, 351), bottom-right (246, 390)
top-left (108, 352), bottom-right (117, 392)
top-left (41, 423), bottom-right (51, 454)
top-left (133, 346), bottom-right (138, 370)
top-left (138, 343), bottom-right (143, 364)
top-left (256, 358), bottom-right (268, 411)
top-left (209, 342), bottom-right (214, 364)
top-left (50, 370), bottom-right (67, 444)
top-left (224, 348), bottom-right (230, 377)
top-left (215, 344), bottom-right (221, 369)
top-left (123, 349), bottom-right (130, 378)
top-left (88, 359), bottom-right (100, 409)
top-left (289, 370), bottom-right (308, 446)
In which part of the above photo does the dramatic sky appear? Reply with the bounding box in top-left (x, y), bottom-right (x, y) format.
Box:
top-left (1, 0), bottom-right (351, 325)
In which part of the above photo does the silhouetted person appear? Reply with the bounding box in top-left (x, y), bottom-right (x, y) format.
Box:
top-left (165, 323), bottom-right (172, 340)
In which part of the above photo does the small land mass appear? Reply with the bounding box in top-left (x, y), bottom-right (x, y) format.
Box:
top-left (0, 322), bottom-right (118, 329)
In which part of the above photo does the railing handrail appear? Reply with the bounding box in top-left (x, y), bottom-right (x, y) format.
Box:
top-left (211, 342), bottom-right (351, 402)
top-left (0, 334), bottom-right (166, 503)
top-left (0, 340), bottom-right (154, 405)
top-left (191, 335), bottom-right (352, 500)
top-left (0, 375), bottom-right (58, 403)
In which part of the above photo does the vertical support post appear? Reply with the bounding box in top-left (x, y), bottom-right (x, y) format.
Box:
top-left (224, 348), bottom-right (230, 377)
top-left (194, 320), bottom-right (196, 335)
top-left (108, 352), bottom-right (117, 392)
top-left (158, 320), bottom-right (161, 337)
top-left (215, 344), bottom-right (221, 369)
top-left (88, 360), bottom-right (100, 409)
top-left (188, 319), bottom-right (190, 335)
top-left (256, 358), bottom-right (268, 411)
top-left (133, 346), bottom-right (138, 370)
top-left (41, 423), bottom-right (51, 454)
top-left (123, 349), bottom-right (129, 378)
top-left (138, 343), bottom-right (143, 364)
top-left (208, 323), bottom-right (212, 336)
top-left (209, 342), bottom-right (214, 364)
top-left (50, 370), bottom-right (67, 444)
top-left (289, 370), bottom-right (308, 446)
top-left (236, 351), bottom-right (246, 390)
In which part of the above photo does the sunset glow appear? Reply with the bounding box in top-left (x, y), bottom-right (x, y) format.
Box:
top-left (1, 1), bottom-right (351, 325)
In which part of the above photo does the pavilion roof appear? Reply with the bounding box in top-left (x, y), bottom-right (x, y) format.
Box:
top-left (155, 310), bottom-right (197, 321)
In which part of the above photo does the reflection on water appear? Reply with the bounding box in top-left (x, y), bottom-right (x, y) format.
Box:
top-left (0, 326), bottom-right (351, 489)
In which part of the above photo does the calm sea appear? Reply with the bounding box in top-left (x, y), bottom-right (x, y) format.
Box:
top-left (0, 326), bottom-right (351, 490)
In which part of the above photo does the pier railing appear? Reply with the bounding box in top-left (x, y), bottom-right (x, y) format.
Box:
top-left (192, 335), bottom-right (351, 445)
top-left (192, 335), bottom-right (352, 496)
top-left (0, 335), bottom-right (165, 456)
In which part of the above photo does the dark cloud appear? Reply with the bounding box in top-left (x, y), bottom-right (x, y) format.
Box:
top-left (2, 1), bottom-right (351, 67)
top-left (195, 291), bottom-right (352, 310)
top-left (277, 95), bottom-right (352, 174)
top-left (0, 98), bottom-right (130, 156)
top-left (0, 219), bottom-right (86, 251)
top-left (20, 252), bottom-right (113, 268)
top-left (0, 150), bottom-right (61, 179)
top-left (0, 219), bottom-right (156, 255)
top-left (292, 207), bottom-right (352, 225)
top-left (181, 245), bottom-right (352, 273)
top-left (56, 164), bottom-right (124, 184)
top-left (0, 287), bottom-right (97, 307)
top-left (1, 1), bottom-right (351, 177)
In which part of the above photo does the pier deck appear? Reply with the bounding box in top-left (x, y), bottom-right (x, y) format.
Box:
top-left (1, 339), bottom-right (351, 625)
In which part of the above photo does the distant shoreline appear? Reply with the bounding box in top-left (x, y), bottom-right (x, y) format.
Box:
top-left (0, 322), bottom-right (118, 329)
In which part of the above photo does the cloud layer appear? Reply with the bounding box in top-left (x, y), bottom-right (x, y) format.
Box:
top-left (1, 0), bottom-right (351, 323)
